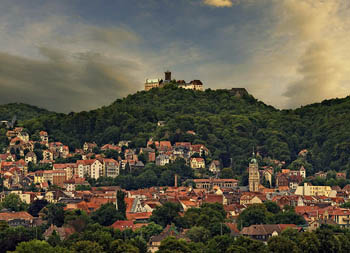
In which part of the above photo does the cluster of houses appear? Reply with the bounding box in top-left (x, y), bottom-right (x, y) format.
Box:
top-left (1, 127), bottom-right (221, 192)
top-left (2, 128), bottom-right (350, 251)
top-left (3, 179), bottom-right (350, 251)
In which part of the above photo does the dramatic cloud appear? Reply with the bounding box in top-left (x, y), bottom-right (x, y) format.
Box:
top-left (0, 4), bottom-right (148, 112)
top-left (0, 2), bottom-right (208, 112)
top-left (200, 0), bottom-right (350, 108)
top-left (283, 41), bottom-right (343, 107)
top-left (276, 0), bottom-right (350, 107)
top-left (203, 0), bottom-right (234, 7)
top-left (1, 0), bottom-right (350, 111)
top-left (0, 48), bottom-right (141, 112)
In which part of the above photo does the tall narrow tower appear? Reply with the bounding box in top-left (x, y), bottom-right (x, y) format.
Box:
top-left (165, 70), bottom-right (171, 81)
top-left (249, 152), bottom-right (260, 192)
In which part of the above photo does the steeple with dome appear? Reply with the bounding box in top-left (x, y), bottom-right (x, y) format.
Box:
top-left (249, 151), bottom-right (260, 192)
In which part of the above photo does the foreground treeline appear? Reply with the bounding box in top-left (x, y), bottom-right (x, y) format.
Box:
top-left (0, 197), bottom-right (336, 253)
top-left (1, 86), bottom-right (350, 174)
top-left (3, 221), bottom-right (350, 253)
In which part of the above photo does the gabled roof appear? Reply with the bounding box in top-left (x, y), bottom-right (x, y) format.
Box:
top-left (203, 194), bottom-right (223, 204)
top-left (125, 198), bottom-right (135, 213)
top-left (25, 151), bottom-right (36, 157)
top-left (190, 80), bottom-right (203, 85)
top-left (150, 225), bottom-right (185, 243)
top-left (0, 211), bottom-right (33, 221)
top-left (77, 159), bottom-right (97, 165)
top-left (110, 220), bottom-right (134, 230)
top-left (241, 224), bottom-right (297, 236)
top-left (126, 212), bottom-right (152, 221)
top-left (191, 157), bottom-right (204, 162)
top-left (159, 141), bottom-right (172, 148)
top-left (103, 158), bottom-right (118, 164)
top-left (53, 163), bottom-right (77, 169)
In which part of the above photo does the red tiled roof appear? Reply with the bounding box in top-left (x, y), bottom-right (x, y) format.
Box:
top-left (0, 211), bottom-right (33, 221)
top-left (103, 158), bottom-right (118, 164)
top-left (53, 163), bottom-right (77, 169)
top-left (126, 212), bottom-right (152, 221)
top-left (295, 206), bottom-right (320, 214)
top-left (159, 141), bottom-right (172, 148)
top-left (125, 198), bottom-right (135, 213)
top-left (77, 159), bottom-right (96, 165)
top-left (203, 194), bottom-right (223, 204)
top-left (111, 220), bottom-right (134, 230)
top-left (241, 224), bottom-right (297, 236)
top-left (191, 157), bottom-right (204, 162)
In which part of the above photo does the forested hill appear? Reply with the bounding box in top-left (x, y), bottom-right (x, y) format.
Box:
top-left (3, 86), bottom-right (350, 174)
top-left (0, 103), bottom-right (54, 121)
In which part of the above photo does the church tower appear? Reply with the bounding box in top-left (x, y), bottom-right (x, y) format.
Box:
top-left (249, 152), bottom-right (260, 192)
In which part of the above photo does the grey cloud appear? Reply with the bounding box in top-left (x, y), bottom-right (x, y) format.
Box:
top-left (89, 26), bottom-right (140, 46)
top-left (38, 47), bottom-right (67, 62)
top-left (283, 41), bottom-right (343, 107)
top-left (0, 47), bottom-right (142, 113)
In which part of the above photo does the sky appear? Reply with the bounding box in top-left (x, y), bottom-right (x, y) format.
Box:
top-left (0, 0), bottom-right (350, 112)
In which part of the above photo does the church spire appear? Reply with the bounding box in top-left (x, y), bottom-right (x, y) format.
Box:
top-left (250, 147), bottom-right (258, 164)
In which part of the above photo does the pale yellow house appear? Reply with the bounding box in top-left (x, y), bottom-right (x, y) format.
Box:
top-left (34, 171), bottom-right (44, 184)
top-left (240, 195), bottom-right (263, 205)
top-left (190, 157), bottom-right (205, 169)
top-left (295, 183), bottom-right (337, 197)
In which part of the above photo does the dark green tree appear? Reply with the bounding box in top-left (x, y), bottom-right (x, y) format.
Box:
top-left (157, 236), bottom-right (192, 253)
top-left (70, 241), bottom-right (104, 253)
top-left (298, 231), bottom-right (320, 253)
top-left (116, 190), bottom-right (126, 218)
top-left (186, 226), bottom-right (210, 243)
top-left (237, 204), bottom-right (269, 229)
top-left (0, 193), bottom-right (28, 212)
top-left (220, 168), bottom-right (234, 179)
top-left (42, 203), bottom-right (66, 227)
top-left (315, 228), bottom-right (341, 253)
top-left (47, 230), bottom-right (61, 247)
top-left (267, 236), bottom-right (299, 253)
top-left (264, 201), bottom-right (281, 214)
top-left (28, 199), bottom-right (48, 217)
top-left (232, 236), bottom-right (268, 253)
top-left (110, 239), bottom-right (139, 253)
top-left (11, 240), bottom-right (56, 253)
top-left (91, 202), bottom-right (124, 226)
top-left (150, 202), bottom-right (182, 227)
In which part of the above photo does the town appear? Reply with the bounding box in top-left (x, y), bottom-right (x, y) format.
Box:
top-left (1, 124), bottom-right (350, 252)
top-left (2, 0), bottom-right (350, 252)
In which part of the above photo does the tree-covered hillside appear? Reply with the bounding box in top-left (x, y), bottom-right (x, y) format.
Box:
top-left (0, 103), bottom-right (54, 121)
top-left (4, 85), bottom-right (350, 174)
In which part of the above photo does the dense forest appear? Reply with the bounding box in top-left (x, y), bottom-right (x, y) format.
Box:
top-left (0, 103), bottom-right (53, 121)
top-left (1, 85), bottom-right (350, 175)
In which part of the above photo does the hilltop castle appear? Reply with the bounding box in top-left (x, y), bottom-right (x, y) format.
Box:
top-left (145, 71), bottom-right (203, 91)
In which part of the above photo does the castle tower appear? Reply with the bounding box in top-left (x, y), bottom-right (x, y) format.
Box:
top-left (248, 153), bottom-right (260, 192)
top-left (165, 71), bottom-right (171, 81)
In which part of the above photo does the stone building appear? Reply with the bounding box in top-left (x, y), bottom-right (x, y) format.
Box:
top-left (249, 154), bottom-right (260, 192)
